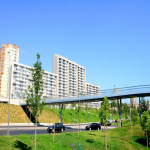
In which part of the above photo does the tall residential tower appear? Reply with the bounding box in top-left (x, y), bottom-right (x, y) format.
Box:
top-left (53, 54), bottom-right (86, 97)
top-left (0, 43), bottom-right (19, 97)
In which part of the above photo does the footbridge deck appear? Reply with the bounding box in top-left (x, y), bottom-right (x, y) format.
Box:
top-left (19, 84), bottom-right (150, 105)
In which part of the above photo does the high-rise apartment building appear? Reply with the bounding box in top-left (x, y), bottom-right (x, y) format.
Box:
top-left (10, 63), bottom-right (58, 98)
top-left (53, 54), bottom-right (86, 97)
top-left (0, 43), bottom-right (100, 99)
top-left (86, 83), bottom-right (100, 94)
top-left (0, 43), bottom-right (19, 97)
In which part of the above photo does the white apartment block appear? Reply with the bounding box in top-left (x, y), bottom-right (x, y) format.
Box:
top-left (86, 82), bottom-right (100, 94)
top-left (86, 83), bottom-right (100, 106)
top-left (0, 43), bottom-right (19, 97)
top-left (0, 43), bottom-right (100, 100)
top-left (53, 54), bottom-right (86, 97)
top-left (10, 63), bottom-right (58, 99)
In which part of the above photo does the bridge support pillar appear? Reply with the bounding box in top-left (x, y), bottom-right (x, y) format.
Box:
top-left (119, 99), bottom-right (122, 127)
top-left (59, 104), bottom-right (63, 125)
top-left (139, 97), bottom-right (141, 123)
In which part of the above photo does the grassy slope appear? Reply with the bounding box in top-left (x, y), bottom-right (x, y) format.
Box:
top-left (0, 103), bottom-right (30, 124)
top-left (0, 104), bottom-right (127, 124)
top-left (0, 121), bottom-right (149, 150)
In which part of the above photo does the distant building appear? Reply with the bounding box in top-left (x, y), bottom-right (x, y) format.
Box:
top-left (112, 88), bottom-right (120, 103)
top-left (130, 98), bottom-right (137, 106)
top-left (130, 97), bottom-right (138, 109)
top-left (147, 99), bottom-right (150, 110)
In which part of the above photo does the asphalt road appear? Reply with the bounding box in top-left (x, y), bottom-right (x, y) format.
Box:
top-left (0, 124), bottom-right (117, 136)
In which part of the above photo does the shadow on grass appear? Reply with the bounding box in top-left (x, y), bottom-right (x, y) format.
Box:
top-left (68, 112), bottom-right (72, 115)
top-left (66, 133), bottom-right (72, 136)
top-left (136, 137), bottom-right (148, 147)
top-left (88, 133), bottom-right (96, 136)
top-left (86, 139), bottom-right (94, 143)
top-left (13, 140), bottom-right (32, 150)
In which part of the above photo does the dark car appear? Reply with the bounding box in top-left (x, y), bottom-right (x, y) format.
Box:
top-left (100, 120), bottom-right (111, 126)
top-left (85, 123), bottom-right (101, 131)
top-left (47, 123), bottom-right (65, 133)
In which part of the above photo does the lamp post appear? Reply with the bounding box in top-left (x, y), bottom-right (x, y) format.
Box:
top-left (49, 96), bottom-right (51, 126)
top-left (79, 93), bottom-right (80, 132)
top-left (7, 50), bottom-right (11, 135)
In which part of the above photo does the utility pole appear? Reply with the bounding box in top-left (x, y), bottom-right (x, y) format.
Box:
top-left (7, 50), bottom-right (11, 135)
top-left (49, 97), bottom-right (51, 126)
top-left (130, 105), bottom-right (132, 142)
top-left (139, 97), bottom-right (141, 123)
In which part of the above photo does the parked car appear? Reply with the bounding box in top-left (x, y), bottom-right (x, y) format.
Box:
top-left (100, 120), bottom-right (111, 126)
top-left (108, 120), bottom-right (111, 126)
top-left (85, 123), bottom-right (101, 131)
top-left (115, 119), bottom-right (119, 122)
top-left (47, 123), bottom-right (65, 133)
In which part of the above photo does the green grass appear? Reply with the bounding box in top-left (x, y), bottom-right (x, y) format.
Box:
top-left (0, 121), bottom-right (149, 150)
top-left (43, 106), bottom-right (128, 124)
top-left (0, 103), bottom-right (129, 124)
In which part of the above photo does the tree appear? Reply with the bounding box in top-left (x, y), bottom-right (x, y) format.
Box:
top-left (141, 110), bottom-right (150, 150)
top-left (85, 103), bottom-right (88, 113)
top-left (75, 105), bottom-right (81, 139)
top-left (99, 96), bottom-right (110, 149)
top-left (71, 103), bottom-right (75, 122)
top-left (26, 53), bottom-right (45, 150)
top-left (131, 108), bottom-right (138, 125)
top-left (90, 105), bottom-right (93, 122)
top-left (141, 97), bottom-right (148, 113)
top-left (111, 102), bottom-right (117, 107)
top-left (123, 103), bottom-right (129, 119)
top-left (96, 105), bottom-right (98, 113)
top-left (63, 104), bottom-right (66, 110)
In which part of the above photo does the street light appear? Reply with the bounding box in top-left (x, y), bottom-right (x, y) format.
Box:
top-left (7, 50), bottom-right (11, 135)
top-left (49, 96), bottom-right (51, 126)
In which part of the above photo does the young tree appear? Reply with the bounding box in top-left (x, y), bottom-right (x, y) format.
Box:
top-left (131, 108), bottom-right (138, 125)
top-left (123, 103), bottom-right (129, 119)
top-left (85, 102), bottom-right (88, 112)
top-left (100, 96), bottom-right (110, 149)
top-left (111, 102), bottom-right (117, 107)
top-left (141, 97), bottom-right (148, 113)
top-left (141, 110), bottom-right (150, 150)
top-left (96, 105), bottom-right (98, 113)
top-left (26, 53), bottom-right (45, 150)
top-left (71, 103), bottom-right (75, 122)
top-left (90, 105), bottom-right (93, 122)
top-left (75, 105), bottom-right (81, 139)
top-left (99, 107), bottom-right (105, 141)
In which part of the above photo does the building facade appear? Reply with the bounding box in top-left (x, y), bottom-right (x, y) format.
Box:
top-left (147, 99), bottom-right (150, 110)
top-left (86, 82), bottom-right (100, 94)
top-left (130, 97), bottom-right (137, 106)
top-left (10, 63), bottom-right (58, 99)
top-left (0, 43), bottom-right (19, 97)
top-left (53, 54), bottom-right (87, 97)
top-left (0, 43), bottom-right (100, 99)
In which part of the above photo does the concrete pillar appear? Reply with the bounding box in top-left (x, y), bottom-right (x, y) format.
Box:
top-left (139, 97), bottom-right (141, 123)
top-left (119, 99), bottom-right (122, 127)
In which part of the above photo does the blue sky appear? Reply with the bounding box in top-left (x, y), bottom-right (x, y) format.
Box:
top-left (0, 0), bottom-right (150, 103)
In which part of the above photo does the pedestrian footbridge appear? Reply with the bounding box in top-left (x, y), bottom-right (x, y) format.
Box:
top-left (18, 84), bottom-right (150, 105)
